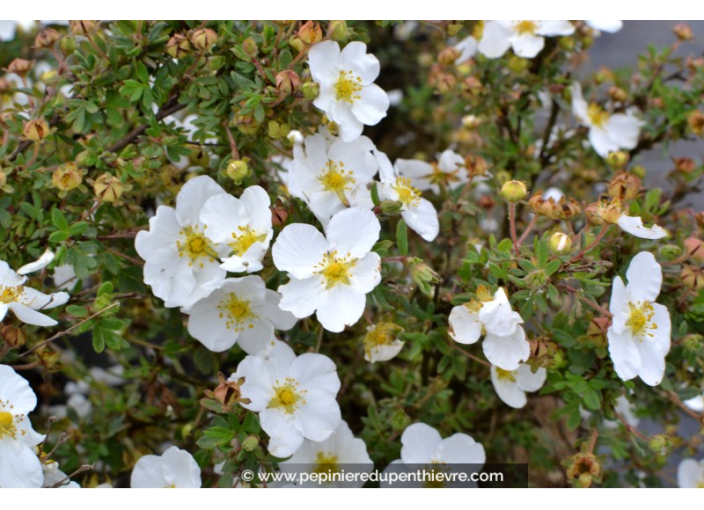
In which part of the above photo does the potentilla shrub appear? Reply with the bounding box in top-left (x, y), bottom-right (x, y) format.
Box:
top-left (0, 19), bottom-right (703, 489)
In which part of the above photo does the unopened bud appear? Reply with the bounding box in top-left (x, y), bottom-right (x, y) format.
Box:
top-left (242, 435), bottom-right (259, 452)
top-left (685, 238), bottom-right (704, 263)
top-left (69, 20), bottom-right (99, 36)
top-left (213, 373), bottom-right (242, 407)
top-left (329, 20), bottom-right (348, 41)
top-left (549, 232), bottom-right (573, 255)
top-left (674, 23), bottom-right (694, 42)
top-left (409, 258), bottom-right (440, 294)
top-left (24, 119), bottom-right (50, 142)
top-left (672, 157), bottom-right (696, 174)
top-left (1, 325), bottom-right (27, 348)
top-left (379, 200), bottom-right (403, 215)
top-left (226, 158), bottom-right (251, 184)
top-left (607, 86), bottom-right (627, 103)
top-left (391, 409), bottom-right (411, 431)
top-left (190, 28), bottom-right (217, 51)
top-left (267, 121), bottom-right (290, 140)
top-left (606, 150), bottom-right (629, 169)
top-left (276, 70), bottom-right (300, 95)
top-left (508, 55), bottom-right (529, 73)
top-left (59, 37), bottom-right (76, 56)
top-left (242, 37), bottom-right (257, 57)
top-left (500, 180), bottom-right (528, 203)
top-left (166, 34), bottom-right (192, 59)
top-left (439, 46), bottom-right (461, 66)
top-left (35, 28), bottom-right (61, 49)
top-left (688, 110), bottom-right (704, 136)
top-left (681, 265), bottom-right (704, 290)
top-left (298, 21), bottom-right (323, 45)
top-left (649, 434), bottom-right (671, 455)
top-left (301, 80), bottom-right (320, 101)
top-left (683, 333), bottom-right (704, 351)
top-left (608, 171), bottom-right (641, 202)
top-left (93, 173), bottom-right (124, 203)
top-left (8, 58), bottom-right (33, 76)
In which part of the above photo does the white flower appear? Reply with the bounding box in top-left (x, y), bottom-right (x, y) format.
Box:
top-left (135, 176), bottom-right (228, 309)
top-left (0, 260), bottom-right (69, 327)
top-left (0, 365), bottom-right (45, 488)
top-left (684, 392), bottom-right (704, 413)
top-left (279, 420), bottom-right (372, 488)
top-left (397, 149), bottom-right (467, 194)
top-left (308, 40), bottom-right (389, 142)
top-left (43, 461), bottom-right (80, 488)
top-left (585, 21), bottom-right (623, 33)
top-left (17, 249), bottom-right (55, 275)
top-left (130, 446), bottom-right (201, 488)
top-left (233, 341), bottom-right (341, 458)
top-left (571, 82), bottom-right (644, 157)
top-left (449, 287), bottom-right (530, 370)
top-left (677, 458), bottom-right (704, 488)
top-left (273, 208), bottom-right (381, 333)
top-left (375, 150), bottom-right (439, 242)
top-left (455, 36), bottom-right (478, 63)
top-left (478, 21), bottom-right (575, 59)
top-left (616, 214), bottom-right (667, 240)
top-left (364, 322), bottom-right (405, 363)
top-left (490, 363), bottom-right (546, 409)
top-left (199, 185), bottom-right (273, 273)
top-left (383, 423), bottom-right (485, 488)
top-left (185, 276), bottom-right (296, 354)
top-left (288, 130), bottom-right (377, 225)
top-left (607, 252), bottom-right (671, 386)
top-left (53, 264), bottom-right (77, 291)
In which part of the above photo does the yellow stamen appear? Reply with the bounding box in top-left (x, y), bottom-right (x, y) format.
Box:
top-left (427, 163), bottom-right (462, 188)
top-left (268, 378), bottom-right (306, 414)
top-left (423, 461), bottom-right (450, 489)
top-left (319, 160), bottom-right (354, 205)
top-left (515, 20), bottom-right (538, 36)
top-left (587, 103), bottom-right (609, 129)
top-left (0, 410), bottom-right (16, 439)
top-left (334, 70), bottom-right (362, 103)
top-left (364, 323), bottom-right (403, 358)
top-left (315, 251), bottom-right (356, 290)
top-left (393, 177), bottom-right (421, 207)
top-left (626, 301), bottom-right (657, 340)
top-left (217, 293), bottom-right (257, 332)
top-left (313, 452), bottom-right (341, 476)
top-left (0, 285), bottom-right (22, 304)
top-left (230, 226), bottom-right (266, 256)
top-left (495, 368), bottom-right (517, 382)
top-left (176, 226), bottom-right (217, 268)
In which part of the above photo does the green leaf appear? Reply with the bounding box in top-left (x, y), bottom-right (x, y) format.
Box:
top-left (51, 209), bottom-right (70, 232)
top-left (396, 219), bottom-right (408, 255)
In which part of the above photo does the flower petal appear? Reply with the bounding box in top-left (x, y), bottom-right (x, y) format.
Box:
top-left (625, 251), bottom-right (663, 301)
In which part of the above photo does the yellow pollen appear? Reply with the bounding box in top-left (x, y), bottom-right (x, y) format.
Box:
top-left (587, 103), bottom-right (610, 129)
top-left (313, 452), bottom-right (341, 476)
top-left (515, 20), bottom-right (538, 35)
top-left (393, 177), bottom-right (421, 207)
top-left (217, 293), bottom-right (257, 332)
top-left (423, 462), bottom-right (451, 489)
top-left (364, 323), bottom-right (403, 358)
top-left (315, 251), bottom-right (356, 289)
top-left (230, 226), bottom-right (266, 256)
top-left (626, 301), bottom-right (656, 340)
top-left (0, 411), bottom-right (16, 439)
top-left (0, 285), bottom-right (22, 304)
top-left (319, 160), bottom-right (354, 205)
top-left (334, 70), bottom-right (362, 103)
top-left (268, 378), bottom-right (306, 414)
top-left (428, 163), bottom-right (462, 188)
top-left (495, 368), bottom-right (517, 382)
top-left (176, 226), bottom-right (217, 267)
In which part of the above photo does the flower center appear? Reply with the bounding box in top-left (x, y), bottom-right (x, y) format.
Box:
top-left (587, 103), bottom-right (609, 129)
top-left (268, 378), bottom-right (306, 414)
top-left (334, 70), bottom-right (362, 103)
top-left (0, 411), bottom-right (16, 439)
top-left (230, 226), bottom-right (266, 257)
top-left (313, 452), bottom-right (341, 476)
top-left (0, 285), bottom-right (22, 304)
top-left (423, 462), bottom-right (450, 489)
top-left (515, 20), bottom-right (538, 35)
top-left (428, 163), bottom-right (462, 188)
top-left (319, 160), bottom-right (355, 205)
top-left (393, 177), bottom-right (421, 207)
top-left (364, 323), bottom-right (403, 357)
top-left (217, 293), bottom-right (257, 332)
top-left (177, 226), bottom-right (217, 267)
top-left (315, 252), bottom-right (356, 290)
top-left (626, 301), bottom-right (657, 340)
top-left (495, 368), bottom-right (517, 382)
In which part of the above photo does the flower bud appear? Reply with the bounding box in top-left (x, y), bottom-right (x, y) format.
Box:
top-left (206, 56), bottom-right (226, 71)
top-left (685, 238), bottom-right (704, 263)
top-left (465, 154), bottom-right (489, 177)
top-left (605, 150), bottom-right (629, 169)
top-left (329, 20), bottom-right (348, 41)
top-left (52, 163), bottom-right (84, 191)
top-left (213, 372), bottom-right (242, 407)
top-left (649, 434), bottom-right (671, 456)
top-left (587, 200), bottom-right (622, 225)
top-left (1, 325), bottom-right (27, 348)
top-left (234, 113), bottom-right (259, 135)
top-left (298, 21), bottom-right (322, 45)
top-left (566, 453), bottom-right (601, 488)
top-left (59, 37), bottom-right (76, 56)
top-left (242, 435), bottom-right (259, 452)
top-left (688, 110), bottom-right (704, 136)
top-left (608, 171), bottom-right (641, 202)
top-left (681, 265), bottom-right (704, 290)
top-left (301, 80), bottom-right (320, 101)
top-left (276, 70), bottom-right (300, 95)
top-left (607, 86), bottom-right (627, 103)
top-left (242, 37), bottom-right (257, 57)
top-left (271, 206), bottom-right (288, 226)
top-left (226, 158), bottom-right (251, 184)
top-left (190, 28), bottom-right (217, 51)
top-left (70, 20), bottom-right (99, 36)
top-left (391, 408), bottom-right (411, 431)
top-left (674, 23), bottom-right (694, 42)
top-left (438, 46), bottom-right (461, 66)
top-left (267, 121), bottom-right (290, 140)
top-left (549, 232), bottom-right (573, 255)
top-left (379, 200), bottom-right (404, 215)
top-left (409, 258), bottom-right (440, 294)
top-left (672, 157), bottom-right (696, 174)
top-left (508, 55), bottom-right (529, 73)
top-left (660, 244), bottom-right (682, 261)
top-left (24, 119), bottom-right (50, 142)
top-left (35, 28), bottom-right (61, 49)
top-left (93, 173), bottom-right (124, 203)
top-left (166, 34), bottom-right (192, 59)
top-left (500, 180), bottom-right (528, 203)
top-left (288, 36), bottom-right (305, 53)
top-left (8, 58), bottom-right (33, 76)
top-left (683, 333), bottom-right (704, 351)
top-left (558, 36), bottom-right (575, 51)
top-left (529, 191), bottom-right (581, 220)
